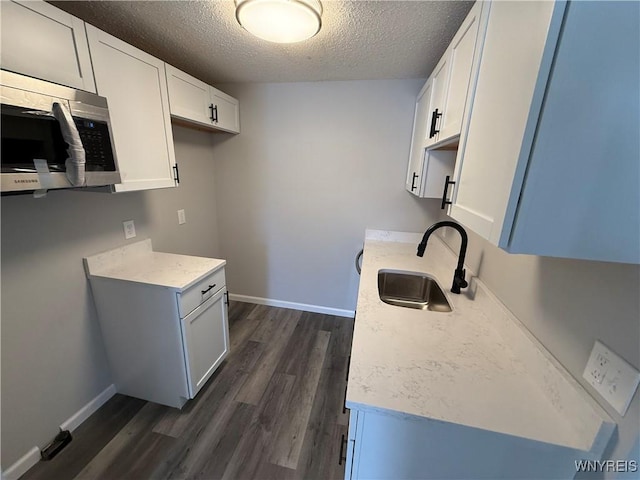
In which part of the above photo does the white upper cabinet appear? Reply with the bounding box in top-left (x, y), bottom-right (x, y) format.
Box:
top-left (405, 1), bottom-right (484, 198)
top-left (0, 0), bottom-right (96, 92)
top-left (165, 64), bottom-right (212, 127)
top-left (448, 1), bottom-right (560, 243)
top-left (406, 82), bottom-right (432, 194)
top-left (166, 64), bottom-right (240, 134)
top-left (406, 79), bottom-right (456, 200)
top-left (425, 1), bottom-right (485, 147)
top-left (86, 25), bottom-right (178, 192)
top-left (448, 1), bottom-right (639, 264)
top-left (210, 88), bottom-right (240, 134)
top-left (436, 3), bottom-right (484, 142)
top-left (424, 55), bottom-right (450, 147)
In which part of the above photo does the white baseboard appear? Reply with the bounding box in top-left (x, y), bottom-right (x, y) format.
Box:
top-left (60, 384), bottom-right (116, 432)
top-left (3, 384), bottom-right (116, 480)
top-left (229, 294), bottom-right (355, 318)
top-left (2, 447), bottom-right (40, 480)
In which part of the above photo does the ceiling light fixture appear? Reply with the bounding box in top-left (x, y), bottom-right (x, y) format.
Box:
top-left (235, 0), bottom-right (322, 44)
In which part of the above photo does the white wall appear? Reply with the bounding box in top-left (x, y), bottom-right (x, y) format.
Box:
top-left (0, 125), bottom-right (221, 469)
top-left (212, 80), bottom-right (441, 312)
top-left (438, 223), bottom-right (640, 478)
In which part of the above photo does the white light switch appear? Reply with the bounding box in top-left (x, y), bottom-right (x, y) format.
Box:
top-left (123, 220), bottom-right (136, 239)
top-left (583, 341), bottom-right (640, 416)
top-left (177, 209), bottom-right (186, 225)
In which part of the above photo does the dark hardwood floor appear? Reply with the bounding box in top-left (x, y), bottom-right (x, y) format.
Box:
top-left (22, 302), bottom-right (354, 480)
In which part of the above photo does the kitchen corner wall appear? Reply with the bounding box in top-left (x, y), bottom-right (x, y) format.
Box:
top-left (438, 222), bottom-right (640, 476)
top-left (1, 125), bottom-right (220, 469)
top-left (211, 79), bottom-right (441, 312)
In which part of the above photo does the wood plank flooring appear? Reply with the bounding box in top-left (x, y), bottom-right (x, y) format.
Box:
top-left (22, 302), bottom-right (354, 480)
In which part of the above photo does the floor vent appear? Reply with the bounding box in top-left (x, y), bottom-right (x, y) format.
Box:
top-left (41, 430), bottom-right (72, 461)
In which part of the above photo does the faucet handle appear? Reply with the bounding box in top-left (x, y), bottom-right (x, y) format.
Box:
top-left (453, 268), bottom-right (468, 290)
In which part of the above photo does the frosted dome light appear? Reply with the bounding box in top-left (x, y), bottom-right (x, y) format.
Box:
top-left (235, 0), bottom-right (322, 44)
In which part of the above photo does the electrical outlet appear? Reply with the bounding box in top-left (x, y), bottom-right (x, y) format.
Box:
top-left (177, 209), bottom-right (186, 225)
top-left (583, 341), bottom-right (640, 416)
top-left (123, 220), bottom-right (136, 239)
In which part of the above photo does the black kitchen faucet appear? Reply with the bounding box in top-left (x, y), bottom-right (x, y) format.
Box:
top-left (417, 221), bottom-right (469, 294)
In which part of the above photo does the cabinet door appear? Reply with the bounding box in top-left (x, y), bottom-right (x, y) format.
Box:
top-left (86, 25), bottom-right (177, 192)
top-left (405, 81), bottom-right (432, 195)
top-left (437, 1), bottom-right (484, 142)
top-left (420, 150), bottom-right (456, 200)
top-left (506, 1), bottom-right (640, 263)
top-left (448, 1), bottom-right (563, 244)
top-left (0, 0), bottom-right (95, 92)
top-left (165, 64), bottom-right (214, 128)
top-left (211, 88), bottom-right (240, 134)
top-left (181, 287), bottom-right (229, 398)
top-left (345, 409), bottom-right (362, 480)
top-left (424, 55), bottom-right (450, 147)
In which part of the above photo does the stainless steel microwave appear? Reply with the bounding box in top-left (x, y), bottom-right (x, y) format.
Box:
top-left (1, 70), bottom-right (121, 193)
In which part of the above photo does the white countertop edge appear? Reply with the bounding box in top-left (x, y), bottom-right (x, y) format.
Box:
top-left (87, 260), bottom-right (227, 292)
top-left (351, 229), bottom-right (615, 456)
top-left (344, 399), bottom-right (609, 460)
top-left (84, 239), bottom-right (226, 291)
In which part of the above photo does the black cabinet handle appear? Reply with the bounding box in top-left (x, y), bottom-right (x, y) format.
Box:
top-left (411, 172), bottom-right (418, 191)
top-left (224, 291), bottom-right (229, 306)
top-left (212, 105), bottom-right (218, 123)
top-left (429, 109), bottom-right (442, 138)
top-left (173, 164), bottom-right (180, 184)
top-left (338, 434), bottom-right (347, 465)
top-left (209, 104), bottom-right (215, 122)
top-left (201, 283), bottom-right (217, 295)
top-left (342, 384), bottom-right (348, 414)
top-left (441, 175), bottom-right (455, 210)
top-left (346, 355), bottom-right (351, 382)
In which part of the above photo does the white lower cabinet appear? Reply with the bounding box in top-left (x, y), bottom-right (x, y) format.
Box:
top-left (86, 25), bottom-right (178, 192)
top-left (85, 247), bottom-right (229, 409)
top-left (448, 1), bottom-right (639, 263)
top-left (181, 286), bottom-right (229, 398)
top-left (0, 0), bottom-right (96, 92)
top-left (346, 408), bottom-right (590, 480)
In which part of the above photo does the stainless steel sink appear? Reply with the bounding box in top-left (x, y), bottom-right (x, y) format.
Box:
top-left (378, 270), bottom-right (452, 312)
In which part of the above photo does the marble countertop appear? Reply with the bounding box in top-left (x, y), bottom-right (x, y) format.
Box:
top-left (346, 230), bottom-right (614, 456)
top-left (84, 239), bottom-right (225, 292)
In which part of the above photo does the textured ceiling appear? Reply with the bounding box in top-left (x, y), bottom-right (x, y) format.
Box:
top-left (50, 0), bottom-right (474, 85)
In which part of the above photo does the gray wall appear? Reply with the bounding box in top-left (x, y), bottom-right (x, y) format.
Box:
top-left (212, 79), bottom-right (441, 311)
top-left (4, 77), bottom-right (636, 476)
top-left (211, 78), bottom-right (639, 473)
top-left (1, 125), bottom-right (221, 468)
top-left (438, 224), bottom-right (640, 477)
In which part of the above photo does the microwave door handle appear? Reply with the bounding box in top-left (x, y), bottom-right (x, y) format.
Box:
top-left (52, 102), bottom-right (86, 187)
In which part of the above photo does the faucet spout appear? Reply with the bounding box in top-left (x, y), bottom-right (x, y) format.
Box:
top-left (417, 221), bottom-right (468, 294)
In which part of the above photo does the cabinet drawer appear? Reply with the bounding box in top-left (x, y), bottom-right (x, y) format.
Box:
top-left (178, 267), bottom-right (226, 318)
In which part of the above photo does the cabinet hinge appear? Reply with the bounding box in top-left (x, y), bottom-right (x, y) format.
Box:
top-left (173, 163), bottom-right (180, 185)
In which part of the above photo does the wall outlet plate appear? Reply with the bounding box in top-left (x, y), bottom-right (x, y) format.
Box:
top-left (177, 209), bottom-right (186, 225)
top-left (583, 340), bottom-right (640, 416)
top-left (123, 220), bottom-right (136, 239)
